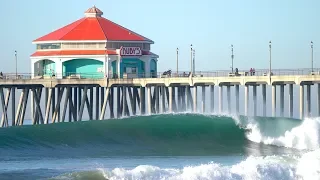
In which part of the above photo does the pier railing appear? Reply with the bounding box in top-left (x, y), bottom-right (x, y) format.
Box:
top-left (0, 68), bottom-right (319, 80)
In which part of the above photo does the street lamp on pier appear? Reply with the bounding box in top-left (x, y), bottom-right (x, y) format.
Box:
top-left (231, 44), bottom-right (234, 73)
top-left (15, 50), bottom-right (17, 79)
top-left (269, 41), bottom-right (272, 76)
top-left (176, 47), bottom-right (179, 76)
top-left (311, 41), bottom-right (314, 72)
top-left (190, 44), bottom-right (193, 74)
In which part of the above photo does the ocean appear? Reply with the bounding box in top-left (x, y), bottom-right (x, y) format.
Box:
top-left (0, 113), bottom-right (319, 180)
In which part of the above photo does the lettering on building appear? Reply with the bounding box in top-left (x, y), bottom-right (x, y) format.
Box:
top-left (120, 47), bottom-right (142, 56)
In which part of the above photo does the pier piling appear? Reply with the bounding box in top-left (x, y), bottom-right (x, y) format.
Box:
top-left (219, 86), bottom-right (223, 113)
top-left (300, 85), bottom-right (304, 119)
top-left (272, 85), bottom-right (276, 117)
top-left (253, 85), bottom-right (257, 117)
top-left (280, 85), bottom-right (285, 117)
top-left (289, 84), bottom-right (293, 118)
top-left (244, 85), bottom-right (249, 116)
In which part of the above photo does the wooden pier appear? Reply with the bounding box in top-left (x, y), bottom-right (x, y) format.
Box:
top-left (1, 69), bottom-right (320, 127)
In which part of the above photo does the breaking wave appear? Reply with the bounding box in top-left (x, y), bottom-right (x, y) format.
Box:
top-left (0, 113), bottom-right (318, 159)
top-left (52, 150), bottom-right (320, 180)
top-left (245, 117), bottom-right (320, 150)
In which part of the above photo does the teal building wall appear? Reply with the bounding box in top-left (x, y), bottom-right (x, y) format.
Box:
top-left (150, 59), bottom-right (157, 77)
top-left (62, 59), bottom-right (103, 78)
top-left (42, 60), bottom-right (56, 76)
top-left (112, 58), bottom-right (146, 78)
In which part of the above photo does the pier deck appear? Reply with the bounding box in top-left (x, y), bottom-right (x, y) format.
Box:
top-left (1, 73), bottom-right (320, 87)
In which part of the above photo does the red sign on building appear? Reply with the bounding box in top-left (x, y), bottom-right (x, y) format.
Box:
top-left (120, 47), bottom-right (142, 56)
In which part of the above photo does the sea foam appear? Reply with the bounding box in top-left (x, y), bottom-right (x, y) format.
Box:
top-left (90, 150), bottom-right (320, 180)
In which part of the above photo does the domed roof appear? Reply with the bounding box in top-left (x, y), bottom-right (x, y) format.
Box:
top-left (33, 6), bottom-right (154, 43)
top-left (84, 6), bottom-right (103, 17)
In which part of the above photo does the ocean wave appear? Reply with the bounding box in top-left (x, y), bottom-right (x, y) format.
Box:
top-left (0, 113), bottom-right (315, 158)
top-left (0, 114), bottom-right (249, 157)
top-left (52, 150), bottom-right (320, 180)
top-left (245, 117), bottom-right (320, 150)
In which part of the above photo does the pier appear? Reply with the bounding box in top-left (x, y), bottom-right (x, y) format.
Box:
top-left (0, 68), bottom-right (319, 127)
top-left (1, 6), bottom-right (318, 127)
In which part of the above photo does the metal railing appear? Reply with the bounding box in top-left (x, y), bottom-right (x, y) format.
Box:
top-left (0, 68), bottom-right (319, 81)
top-left (0, 73), bottom-right (32, 80)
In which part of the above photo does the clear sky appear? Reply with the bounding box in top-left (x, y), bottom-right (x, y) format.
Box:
top-left (1, 0), bottom-right (319, 73)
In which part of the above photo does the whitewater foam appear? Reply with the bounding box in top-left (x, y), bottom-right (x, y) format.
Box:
top-left (246, 117), bottom-right (320, 150)
top-left (76, 150), bottom-right (317, 180)
top-left (296, 149), bottom-right (320, 179)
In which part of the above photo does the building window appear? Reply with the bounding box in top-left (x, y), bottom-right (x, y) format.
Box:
top-left (38, 42), bottom-right (148, 50)
top-left (132, 67), bottom-right (137, 73)
top-left (61, 42), bottom-right (106, 49)
top-left (118, 43), bottom-right (143, 49)
top-left (106, 42), bottom-right (113, 49)
top-left (37, 43), bottom-right (61, 50)
top-left (143, 43), bottom-right (150, 50)
top-left (105, 42), bottom-right (147, 49)
top-left (98, 43), bottom-right (106, 49)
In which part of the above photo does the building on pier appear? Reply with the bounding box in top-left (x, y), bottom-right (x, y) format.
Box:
top-left (30, 6), bottom-right (158, 79)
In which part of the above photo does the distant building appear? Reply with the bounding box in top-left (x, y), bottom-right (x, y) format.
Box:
top-left (31, 6), bottom-right (158, 79)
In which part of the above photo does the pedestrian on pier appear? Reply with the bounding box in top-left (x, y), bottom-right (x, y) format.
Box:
top-left (188, 72), bottom-right (192, 77)
top-left (250, 68), bottom-right (253, 76)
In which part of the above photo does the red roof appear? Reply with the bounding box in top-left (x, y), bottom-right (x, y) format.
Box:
top-left (34, 7), bottom-right (153, 43)
top-left (30, 50), bottom-right (157, 57)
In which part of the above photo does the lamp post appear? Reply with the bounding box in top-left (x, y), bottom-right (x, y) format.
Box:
top-left (269, 41), bottom-right (272, 76)
top-left (311, 41), bottom-right (314, 72)
top-left (231, 44), bottom-right (234, 73)
top-left (190, 44), bottom-right (193, 74)
top-left (15, 50), bottom-right (17, 79)
top-left (176, 47), bottom-right (179, 76)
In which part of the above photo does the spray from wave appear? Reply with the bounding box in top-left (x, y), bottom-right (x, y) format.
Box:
top-left (245, 117), bottom-right (320, 150)
top-left (52, 149), bottom-right (320, 180)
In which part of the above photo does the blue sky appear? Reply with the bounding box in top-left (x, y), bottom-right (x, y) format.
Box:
top-left (1, 0), bottom-right (319, 73)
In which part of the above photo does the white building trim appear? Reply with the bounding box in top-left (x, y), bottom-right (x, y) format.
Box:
top-left (32, 40), bottom-right (107, 44)
top-left (30, 54), bottom-right (114, 60)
